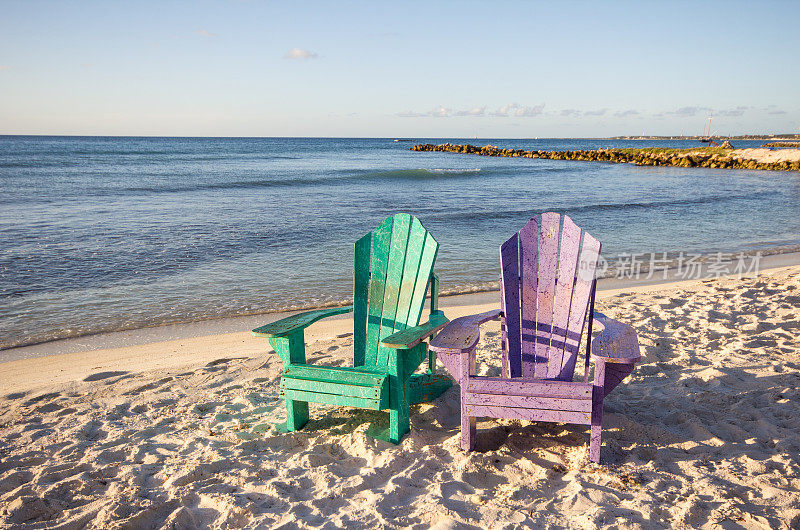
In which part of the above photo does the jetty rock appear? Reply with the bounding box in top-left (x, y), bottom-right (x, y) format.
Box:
top-left (410, 143), bottom-right (800, 172)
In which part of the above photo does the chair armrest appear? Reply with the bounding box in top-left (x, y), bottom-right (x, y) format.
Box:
top-left (428, 309), bottom-right (502, 354)
top-left (590, 311), bottom-right (641, 363)
top-left (381, 311), bottom-right (449, 349)
top-left (251, 305), bottom-right (353, 338)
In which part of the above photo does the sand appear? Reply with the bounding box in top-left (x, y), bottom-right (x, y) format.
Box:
top-left (1, 266), bottom-right (800, 528)
top-left (732, 148), bottom-right (800, 164)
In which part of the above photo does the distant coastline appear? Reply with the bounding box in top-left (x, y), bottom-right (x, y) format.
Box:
top-left (610, 134), bottom-right (800, 141)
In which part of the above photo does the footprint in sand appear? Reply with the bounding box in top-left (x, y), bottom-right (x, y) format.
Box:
top-left (124, 377), bottom-right (174, 396)
top-left (22, 392), bottom-right (60, 407)
top-left (34, 402), bottom-right (62, 414)
top-left (206, 357), bottom-right (247, 367)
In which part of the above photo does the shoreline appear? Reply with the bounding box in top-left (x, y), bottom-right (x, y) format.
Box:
top-left (3, 253), bottom-right (799, 395)
top-left (411, 143), bottom-right (800, 171)
top-left (3, 250), bottom-right (799, 361)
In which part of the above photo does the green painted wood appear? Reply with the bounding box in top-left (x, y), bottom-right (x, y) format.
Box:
top-left (429, 272), bottom-right (439, 313)
top-left (409, 373), bottom-right (452, 405)
top-left (282, 388), bottom-right (386, 411)
top-left (391, 342), bottom-right (430, 442)
top-left (268, 331), bottom-right (308, 430)
top-left (427, 273), bottom-right (440, 373)
top-left (252, 306), bottom-right (353, 338)
top-left (353, 232), bottom-right (372, 367)
top-left (376, 213), bottom-right (412, 366)
top-left (268, 331), bottom-right (307, 369)
top-left (381, 311), bottom-right (448, 349)
top-left (387, 349), bottom-right (409, 442)
top-left (281, 377), bottom-right (387, 400)
top-left (402, 342), bottom-right (428, 377)
top-left (283, 364), bottom-right (387, 386)
top-left (364, 216), bottom-right (393, 366)
top-left (407, 232), bottom-right (438, 328)
top-left (393, 216), bottom-right (427, 336)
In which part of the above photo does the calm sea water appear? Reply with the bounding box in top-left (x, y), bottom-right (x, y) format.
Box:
top-left (1, 136), bottom-right (799, 349)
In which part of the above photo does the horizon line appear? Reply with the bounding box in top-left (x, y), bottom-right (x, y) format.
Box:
top-left (1, 133), bottom-right (797, 140)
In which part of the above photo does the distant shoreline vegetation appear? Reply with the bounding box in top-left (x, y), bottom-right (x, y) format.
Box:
top-left (610, 134), bottom-right (800, 141)
top-left (411, 143), bottom-right (800, 171)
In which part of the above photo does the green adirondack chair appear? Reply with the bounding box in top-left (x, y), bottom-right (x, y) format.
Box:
top-left (252, 213), bottom-right (452, 443)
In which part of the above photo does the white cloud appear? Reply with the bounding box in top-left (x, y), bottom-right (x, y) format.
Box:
top-left (456, 106), bottom-right (486, 117)
top-left (284, 48), bottom-right (318, 60)
top-left (669, 106), bottom-right (710, 117)
top-left (492, 103), bottom-right (545, 117)
top-left (397, 103), bottom-right (543, 118)
top-left (492, 103), bottom-right (517, 117)
top-left (514, 104), bottom-right (545, 117)
top-left (614, 109), bottom-right (639, 117)
top-left (397, 110), bottom-right (427, 118)
top-left (397, 106), bottom-right (451, 118)
top-left (716, 105), bottom-right (751, 117)
top-left (196, 29), bottom-right (217, 38)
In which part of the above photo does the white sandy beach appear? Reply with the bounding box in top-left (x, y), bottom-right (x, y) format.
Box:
top-left (732, 148), bottom-right (800, 164)
top-left (1, 266), bottom-right (800, 528)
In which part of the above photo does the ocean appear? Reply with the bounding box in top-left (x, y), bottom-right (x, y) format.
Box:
top-left (1, 136), bottom-right (798, 350)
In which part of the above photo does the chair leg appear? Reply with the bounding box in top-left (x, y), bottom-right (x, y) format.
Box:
top-left (460, 348), bottom-right (477, 451)
top-left (285, 399), bottom-right (309, 431)
top-left (461, 413), bottom-right (476, 451)
top-left (589, 386), bottom-right (603, 463)
top-left (389, 408), bottom-right (410, 444)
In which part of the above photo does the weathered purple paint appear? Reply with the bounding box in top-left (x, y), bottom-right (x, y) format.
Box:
top-left (460, 342), bottom-right (476, 450)
top-left (547, 216), bottom-right (581, 379)
top-left (500, 233), bottom-right (521, 377)
top-left (465, 377), bottom-right (592, 398)
top-left (436, 351), bottom-right (461, 382)
top-left (601, 362), bottom-right (636, 398)
top-left (519, 218), bottom-right (539, 379)
top-left (534, 213), bottom-right (560, 380)
top-left (590, 360), bottom-right (605, 463)
top-left (429, 213), bottom-right (641, 463)
top-left (465, 393), bottom-right (593, 412)
top-left (566, 233), bottom-right (601, 381)
top-left (465, 405), bottom-right (591, 425)
top-left (428, 310), bottom-right (501, 354)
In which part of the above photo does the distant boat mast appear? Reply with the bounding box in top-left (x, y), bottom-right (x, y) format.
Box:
top-left (699, 111), bottom-right (718, 145)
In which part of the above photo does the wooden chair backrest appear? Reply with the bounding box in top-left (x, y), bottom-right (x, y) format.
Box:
top-left (500, 213), bottom-right (601, 380)
top-left (353, 213), bottom-right (439, 368)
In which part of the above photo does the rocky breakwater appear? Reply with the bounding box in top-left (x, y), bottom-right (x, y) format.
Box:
top-left (762, 141), bottom-right (800, 148)
top-left (411, 143), bottom-right (800, 171)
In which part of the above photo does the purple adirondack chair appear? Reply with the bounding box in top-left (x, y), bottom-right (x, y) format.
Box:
top-left (429, 213), bottom-right (640, 463)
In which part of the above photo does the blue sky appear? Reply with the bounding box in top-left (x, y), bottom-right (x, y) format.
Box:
top-left (1, 0), bottom-right (798, 137)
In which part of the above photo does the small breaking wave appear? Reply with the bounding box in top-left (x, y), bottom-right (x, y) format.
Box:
top-left (355, 168), bottom-right (483, 179)
top-left (67, 168), bottom-right (489, 197)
